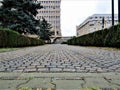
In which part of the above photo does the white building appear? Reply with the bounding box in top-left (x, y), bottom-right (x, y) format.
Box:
top-left (36, 0), bottom-right (61, 38)
top-left (76, 14), bottom-right (118, 36)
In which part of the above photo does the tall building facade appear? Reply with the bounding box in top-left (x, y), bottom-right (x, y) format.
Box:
top-left (76, 14), bottom-right (118, 36)
top-left (36, 0), bottom-right (61, 38)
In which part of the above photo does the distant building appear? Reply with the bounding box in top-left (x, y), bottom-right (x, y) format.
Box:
top-left (76, 14), bottom-right (118, 36)
top-left (54, 36), bottom-right (72, 44)
top-left (35, 0), bottom-right (61, 38)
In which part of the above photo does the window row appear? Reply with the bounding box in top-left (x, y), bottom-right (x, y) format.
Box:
top-left (52, 26), bottom-right (60, 29)
top-left (37, 16), bottom-right (60, 19)
top-left (51, 31), bottom-right (60, 35)
top-left (50, 21), bottom-right (60, 23)
top-left (39, 1), bottom-right (60, 4)
top-left (35, 1), bottom-right (60, 4)
top-left (42, 6), bottom-right (60, 9)
top-left (90, 16), bottom-right (118, 20)
top-left (38, 10), bottom-right (60, 13)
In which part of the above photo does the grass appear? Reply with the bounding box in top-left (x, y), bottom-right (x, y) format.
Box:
top-left (83, 87), bottom-right (118, 90)
top-left (83, 87), bottom-right (101, 90)
top-left (0, 48), bottom-right (18, 52)
top-left (15, 87), bottom-right (32, 90)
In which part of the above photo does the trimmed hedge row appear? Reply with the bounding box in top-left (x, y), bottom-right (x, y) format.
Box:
top-left (67, 24), bottom-right (120, 48)
top-left (0, 27), bottom-right (44, 47)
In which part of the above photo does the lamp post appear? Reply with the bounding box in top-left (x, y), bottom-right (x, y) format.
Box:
top-left (102, 17), bottom-right (105, 29)
top-left (118, 0), bottom-right (120, 23)
top-left (112, 0), bottom-right (114, 26)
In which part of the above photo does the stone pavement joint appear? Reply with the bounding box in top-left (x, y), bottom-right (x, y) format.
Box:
top-left (0, 73), bottom-right (120, 90)
top-left (0, 45), bottom-right (120, 89)
top-left (0, 44), bottom-right (120, 73)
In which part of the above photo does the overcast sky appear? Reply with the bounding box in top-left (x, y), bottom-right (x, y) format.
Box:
top-left (61, 0), bottom-right (118, 36)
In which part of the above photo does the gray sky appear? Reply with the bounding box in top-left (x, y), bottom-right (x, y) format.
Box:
top-left (61, 0), bottom-right (118, 36)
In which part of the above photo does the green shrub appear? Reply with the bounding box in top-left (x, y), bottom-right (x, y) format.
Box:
top-left (104, 24), bottom-right (120, 47)
top-left (67, 24), bottom-right (120, 48)
top-left (61, 42), bottom-right (67, 44)
top-left (17, 35), bottom-right (31, 47)
top-left (0, 27), bottom-right (44, 47)
top-left (0, 27), bottom-right (19, 47)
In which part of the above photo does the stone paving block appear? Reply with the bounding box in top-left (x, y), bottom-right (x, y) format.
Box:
top-left (21, 64), bottom-right (29, 67)
top-left (0, 80), bottom-right (27, 90)
top-left (50, 68), bottom-right (62, 72)
top-left (0, 68), bottom-right (6, 72)
top-left (80, 67), bottom-right (85, 70)
top-left (31, 63), bottom-right (40, 66)
top-left (115, 69), bottom-right (120, 72)
top-left (37, 65), bottom-right (45, 68)
top-left (6, 69), bottom-right (12, 72)
top-left (20, 78), bottom-right (54, 89)
top-left (10, 65), bottom-right (18, 68)
top-left (38, 68), bottom-right (49, 72)
top-left (57, 65), bottom-right (65, 68)
top-left (84, 78), bottom-right (113, 88)
top-left (17, 66), bottom-right (26, 70)
top-left (62, 63), bottom-right (72, 66)
top-left (50, 63), bottom-right (61, 66)
top-left (73, 64), bottom-right (82, 67)
top-left (24, 68), bottom-right (37, 72)
top-left (76, 69), bottom-right (86, 73)
top-left (46, 65), bottom-right (57, 68)
top-left (63, 68), bottom-right (76, 72)
top-left (42, 63), bottom-right (50, 66)
top-left (53, 80), bottom-right (83, 90)
top-left (66, 66), bottom-right (75, 69)
top-left (13, 69), bottom-right (23, 72)
top-left (27, 66), bottom-right (36, 69)
top-left (75, 66), bottom-right (81, 69)
top-left (96, 68), bottom-right (106, 73)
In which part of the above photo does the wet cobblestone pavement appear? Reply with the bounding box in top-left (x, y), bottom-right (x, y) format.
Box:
top-left (0, 44), bottom-right (120, 73)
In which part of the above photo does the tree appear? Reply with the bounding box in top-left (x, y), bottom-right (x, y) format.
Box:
top-left (0, 0), bottom-right (43, 34)
top-left (37, 18), bottom-right (52, 40)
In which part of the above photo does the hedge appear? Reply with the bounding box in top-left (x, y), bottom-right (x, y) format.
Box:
top-left (67, 23), bottom-right (120, 48)
top-left (0, 27), bottom-right (44, 47)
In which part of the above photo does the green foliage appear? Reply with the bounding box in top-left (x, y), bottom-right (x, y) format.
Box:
top-left (0, 27), bottom-right (44, 48)
top-left (61, 42), bottom-right (67, 44)
top-left (67, 24), bottom-right (120, 48)
top-left (0, 48), bottom-right (18, 52)
top-left (0, 0), bottom-right (43, 34)
top-left (83, 87), bottom-right (101, 90)
top-left (37, 18), bottom-right (52, 40)
top-left (104, 24), bottom-right (120, 47)
top-left (17, 87), bottom-right (32, 90)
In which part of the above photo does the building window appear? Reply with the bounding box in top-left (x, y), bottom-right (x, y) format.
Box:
top-left (89, 24), bottom-right (94, 26)
top-left (95, 17), bottom-right (97, 19)
top-left (53, 6), bottom-right (55, 9)
top-left (90, 17), bottom-right (93, 19)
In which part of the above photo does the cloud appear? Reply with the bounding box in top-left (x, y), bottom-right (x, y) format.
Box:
top-left (61, 0), bottom-right (98, 36)
top-left (61, 0), bottom-right (118, 36)
top-left (95, 0), bottom-right (118, 14)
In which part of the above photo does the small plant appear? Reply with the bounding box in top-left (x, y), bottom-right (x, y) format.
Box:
top-left (83, 87), bottom-right (101, 90)
top-left (17, 87), bottom-right (32, 90)
top-left (27, 77), bottom-right (34, 80)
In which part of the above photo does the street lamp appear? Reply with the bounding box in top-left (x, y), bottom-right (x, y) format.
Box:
top-left (118, 0), bottom-right (120, 23)
top-left (102, 17), bottom-right (105, 29)
top-left (112, 0), bottom-right (114, 26)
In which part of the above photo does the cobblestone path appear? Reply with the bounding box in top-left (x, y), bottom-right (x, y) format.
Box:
top-left (0, 44), bottom-right (120, 73)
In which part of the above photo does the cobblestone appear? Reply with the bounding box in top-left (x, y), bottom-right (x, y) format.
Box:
top-left (0, 44), bottom-right (120, 73)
